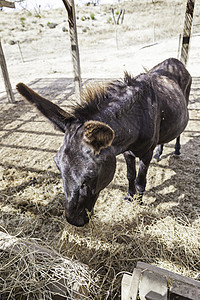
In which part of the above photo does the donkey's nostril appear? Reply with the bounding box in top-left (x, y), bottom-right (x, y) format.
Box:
top-left (81, 182), bottom-right (87, 189)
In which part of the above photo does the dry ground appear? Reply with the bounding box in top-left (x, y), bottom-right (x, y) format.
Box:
top-left (0, 1), bottom-right (200, 299)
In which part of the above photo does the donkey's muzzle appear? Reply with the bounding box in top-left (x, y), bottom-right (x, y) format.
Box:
top-left (65, 209), bottom-right (89, 227)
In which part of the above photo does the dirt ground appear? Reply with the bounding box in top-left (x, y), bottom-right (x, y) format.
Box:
top-left (0, 1), bottom-right (200, 299)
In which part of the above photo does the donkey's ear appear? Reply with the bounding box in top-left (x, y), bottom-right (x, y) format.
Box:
top-left (83, 120), bottom-right (114, 154)
top-left (16, 83), bottom-right (73, 133)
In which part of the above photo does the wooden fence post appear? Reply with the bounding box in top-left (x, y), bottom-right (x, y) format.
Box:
top-left (62, 0), bottom-right (82, 102)
top-left (0, 39), bottom-right (15, 103)
top-left (180, 0), bottom-right (195, 66)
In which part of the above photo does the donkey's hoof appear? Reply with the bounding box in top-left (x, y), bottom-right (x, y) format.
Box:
top-left (153, 155), bottom-right (160, 162)
top-left (124, 194), bottom-right (133, 202)
top-left (174, 151), bottom-right (181, 157)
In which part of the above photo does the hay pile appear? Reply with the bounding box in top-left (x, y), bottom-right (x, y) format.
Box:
top-left (0, 231), bottom-right (97, 299)
top-left (0, 145), bottom-right (200, 299)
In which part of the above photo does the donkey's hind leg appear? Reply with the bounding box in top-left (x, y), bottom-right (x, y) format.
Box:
top-left (153, 144), bottom-right (164, 161)
top-left (174, 136), bottom-right (181, 156)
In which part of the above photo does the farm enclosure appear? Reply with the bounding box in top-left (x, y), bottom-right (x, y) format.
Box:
top-left (0, 0), bottom-right (200, 299)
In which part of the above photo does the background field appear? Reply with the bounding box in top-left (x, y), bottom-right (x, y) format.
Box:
top-left (0, 0), bottom-right (200, 299)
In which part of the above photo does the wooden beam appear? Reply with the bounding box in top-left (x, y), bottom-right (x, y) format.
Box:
top-left (180, 0), bottom-right (195, 66)
top-left (62, 0), bottom-right (82, 102)
top-left (0, 40), bottom-right (15, 103)
top-left (0, 0), bottom-right (15, 8)
top-left (137, 262), bottom-right (200, 299)
top-left (122, 262), bottom-right (200, 299)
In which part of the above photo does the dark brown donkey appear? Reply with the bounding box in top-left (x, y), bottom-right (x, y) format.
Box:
top-left (17, 58), bottom-right (191, 227)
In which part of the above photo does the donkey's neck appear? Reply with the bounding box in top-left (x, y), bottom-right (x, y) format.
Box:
top-left (94, 76), bottom-right (152, 156)
top-left (73, 75), bottom-right (150, 156)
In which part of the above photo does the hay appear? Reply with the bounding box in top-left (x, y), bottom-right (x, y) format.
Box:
top-left (0, 92), bottom-right (200, 299)
top-left (0, 231), bottom-right (97, 300)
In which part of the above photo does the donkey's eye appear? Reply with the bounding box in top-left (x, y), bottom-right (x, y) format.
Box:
top-left (81, 175), bottom-right (91, 188)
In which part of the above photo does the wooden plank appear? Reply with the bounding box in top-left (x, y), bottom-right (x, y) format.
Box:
top-left (170, 281), bottom-right (200, 299)
top-left (121, 269), bottom-right (142, 300)
top-left (145, 291), bottom-right (167, 300)
top-left (0, 0), bottom-right (15, 8)
top-left (137, 262), bottom-right (200, 289)
top-left (138, 270), bottom-right (168, 300)
top-left (0, 40), bottom-right (15, 103)
top-left (128, 268), bottom-right (142, 299)
top-left (62, 0), bottom-right (82, 102)
top-left (123, 263), bottom-right (200, 299)
top-left (137, 262), bottom-right (200, 300)
top-left (121, 274), bottom-right (132, 300)
top-left (180, 0), bottom-right (195, 65)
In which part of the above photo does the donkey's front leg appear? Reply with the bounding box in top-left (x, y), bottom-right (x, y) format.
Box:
top-left (124, 151), bottom-right (136, 202)
top-left (174, 136), bottom-right (181, 155)
top-left (136, 150), bottom-right (153, 201)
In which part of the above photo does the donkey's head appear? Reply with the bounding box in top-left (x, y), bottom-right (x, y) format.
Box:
top-left (16, 83), bottom-right (116, 226)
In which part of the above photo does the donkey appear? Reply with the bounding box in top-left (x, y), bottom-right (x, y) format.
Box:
top-left (17, 58), bottom-right (191, 227)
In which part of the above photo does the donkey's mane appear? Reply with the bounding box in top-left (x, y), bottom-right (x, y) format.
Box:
top-left (71, 72), bottom-right (147, 122)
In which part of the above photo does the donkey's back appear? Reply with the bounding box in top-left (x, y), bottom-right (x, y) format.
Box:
top-left (149, 57), bottom-right (192, 102)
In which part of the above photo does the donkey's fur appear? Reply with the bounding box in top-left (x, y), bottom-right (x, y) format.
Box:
top-left (17, 58), bottom-right (191, 226)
